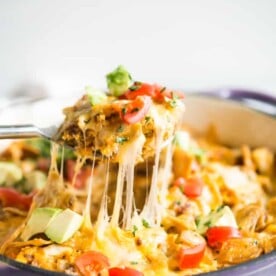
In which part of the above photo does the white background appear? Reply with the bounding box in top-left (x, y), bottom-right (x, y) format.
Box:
top-left (1, 0), bottom-right (276, 98)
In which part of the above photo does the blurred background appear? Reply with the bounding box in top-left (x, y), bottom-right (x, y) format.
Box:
top-left (1, 0), bottom-right (276, 100)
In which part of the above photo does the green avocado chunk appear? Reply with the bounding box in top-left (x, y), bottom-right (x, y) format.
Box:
top-left (0, 161), bottom-right (23, 186)
top-left (45, 209), bottom-right (83, 244)
top-left (86, 86), bottom-right (107, 106)
top-left (106, 65), bottom-right (132, 96)
top-left (21, 207), bottom-right (62, 241)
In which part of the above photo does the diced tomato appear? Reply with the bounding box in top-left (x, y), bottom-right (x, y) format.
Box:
top-left (178, 243), bottom-right (206, 269)
top-left (122, 82), bottom-right (156, 100)
top-left (206, 226), bottom-right (242, 248)
top-left (122, 82), bottom-right (184, 103)
top-left (109, 267), bottom-right (144, 276)
top-left (173, 177), bottom-right (203, 198)
top-left (183, 177), bottom-right (204, 198)
top-left (121, 96), bottom-right (152, 124)
top-left (75, 251), bottom-right (110, 276)
top-left (65, 160), bottom-right (92, 189)
top-left (0, 187), bottom-right (33, 210)
top-left (36, 157), bottom-right (51, 173)
top-left (153, 85), bottom-right (185, 102)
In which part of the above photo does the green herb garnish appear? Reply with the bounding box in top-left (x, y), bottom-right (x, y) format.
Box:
top-left (129, 82), bottom-right (142, 91)
top-left (145, 116), bottom-right (151, 123)
top-left (116, 136), bottom-right (129, 144)
top-left (131, 107), bottom-right (140, 113)
top-left (160, 86), bottom-right (166, 93)
top-left (204, 220), bottom-right (212, 227)
top-left (168, 92), bottom-right (179, 108)
top-left (132, 225), bottom-right (138, 236)
top-left (189, 147), bottom-right (206, 163)
top-left (142, 219), bottom-right (150, 228)
top-left (130, 261), bottom-right (139, 265)
top-left (116, 125), bottom-right (124, 132)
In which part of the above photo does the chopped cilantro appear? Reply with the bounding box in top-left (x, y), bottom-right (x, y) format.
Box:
top-left (84, 118), bottom-right (91, 124)
top-left (132, 225), bottom-right (138, 236)
top-left (116, 136), bottom-right (129, 144)
top-left (189, 147), bottom-right (206, 163)
top-left (117, 125), bottom-right (124, 132)
top-left (142, 219), bottom-right (150, 228)
top-left (130, 261), bottom-right (139, 265)
top-left (145, 116), bottom-right (151, 123)
top-left (121, 107), bottom-right (127, 115)
top-left (252, 240), bottom-right (259, 246)
top-left (168, 92), bottom-right (179, 108)
top-left (216, 205), bottom-right (225, 212)
top-left (131, 107), bottom-right (140, 113)
top-left (129, 82), bottom-right (142, 91)
top-left (204, 220), bottom-right (212, 228)
top-left (160, 86), bottom-right (166, 93)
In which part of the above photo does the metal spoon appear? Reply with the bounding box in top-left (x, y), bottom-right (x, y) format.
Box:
top-left (0, 124), bottom-right (58, 140)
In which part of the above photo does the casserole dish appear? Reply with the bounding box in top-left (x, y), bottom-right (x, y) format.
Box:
top-left (0, 89), bottom-right (275, 275)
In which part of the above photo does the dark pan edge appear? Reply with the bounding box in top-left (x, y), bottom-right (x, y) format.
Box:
top-left (0, 254), bottom-right (70, 275)
top-left (199, 250), bottom-right (276, 276)
top-left (1, 250), bottom-right (276, 275)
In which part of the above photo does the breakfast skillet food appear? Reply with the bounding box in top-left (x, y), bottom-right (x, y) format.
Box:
top-left (0, 67), bottom-right (275, 275)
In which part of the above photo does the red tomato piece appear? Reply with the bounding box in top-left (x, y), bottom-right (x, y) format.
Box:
top-left (122, 82), bottom-right (184, 103)
top-left (122, 96), bottom-right (152, 124)
top-left (179, 243), bottom-right (206, 269)
top-left (109, 267), bottom-right (144, 276)
top-left (153, 85), bottom-right (185, 102)
top-left (122, 82), bottom-right (156, 100)
top-left (36, 157), bottom-right (51, 173)
top-left (206, 226), bottom-right (242, 248)
top-left (173, 177), bottom-right (203, 198)
top-left (183, 177), bottom-right (204, 198)
top-left (0, 187), bottom-right (33, 210)
top-left (65, 160), bottom-right (92, 189)
top-left (75, 251), bottom-right (110, 276)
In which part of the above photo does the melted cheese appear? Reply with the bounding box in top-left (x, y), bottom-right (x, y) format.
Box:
top-left (141, 105), bottom-right (176, 226)
top-left (111, 130), bottom-right (145, 229)
top-left (83, 152), bottom-right (96, 228)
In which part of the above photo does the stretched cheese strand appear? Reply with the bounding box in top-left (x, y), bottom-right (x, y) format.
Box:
top-left (140, 129), bottom-right (163, 226)
top-left (158, 140), bottom-right (173, 219)
top-left (83, 151), bottom-right (96, 229)
top-left (123, 133), bottom-right (145, 229)
top-left (111, 132), bottom-right (145, 228)
top-left (110, 160), bottom-right (126, 227)
top-left (96, 158), bottom-right (110, 236)
top-left (140, 104), bottom-right (175, 226)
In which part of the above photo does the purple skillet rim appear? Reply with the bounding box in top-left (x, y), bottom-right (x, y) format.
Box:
top-left (191, 88), bottom-right (276, 117)
top-left (204, 88), bottom-right (276, 104)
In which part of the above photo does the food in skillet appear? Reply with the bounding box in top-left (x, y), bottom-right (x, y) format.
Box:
top-left (0, 66), bottom-right (275, 276)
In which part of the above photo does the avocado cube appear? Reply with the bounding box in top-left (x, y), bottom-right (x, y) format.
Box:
top-left (21, 207), bottom-right (62, 241)
top-left (45, 209), bottom-right (83, 244)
